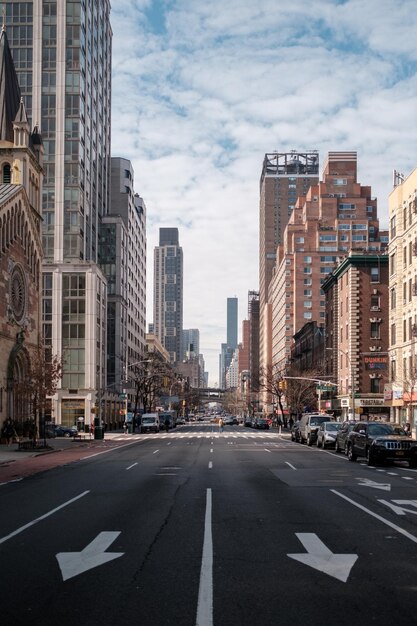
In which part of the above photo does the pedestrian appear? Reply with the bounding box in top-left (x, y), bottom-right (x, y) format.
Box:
top-left (404, 422), bottom-right (411, 435)
top-left (2, 418), bottom-right (15, 446)
top-left (218, 417), bottom-right (224, 432)
top-left (123, 421), bottom-right (128, 435)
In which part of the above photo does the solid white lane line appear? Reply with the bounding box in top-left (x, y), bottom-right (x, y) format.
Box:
top-left (331, 489), bottom-right (417, 545)
top-left (208, 461), bottom-right (213, 469)
top-left (126, 463), bottom-right (138, 471)
top-left (285, 462), bottom-right (297, 470)
top-left (196, 488), bottom-right (213, 626)
top-left (0, 491), bottom-right (90, 545)
top-left (153, 450), bottom-right (159, 454)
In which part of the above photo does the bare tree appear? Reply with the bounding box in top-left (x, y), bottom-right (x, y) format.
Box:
top-left (259, 364), bottom-right (287, 422)
top-left (131, 354), bottom-right (173, 415)
top-left (15, 344), bottom-right (62, 444)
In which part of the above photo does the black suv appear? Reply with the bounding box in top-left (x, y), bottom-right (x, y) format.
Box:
top-left (346, 421), bottom-right (417, 467)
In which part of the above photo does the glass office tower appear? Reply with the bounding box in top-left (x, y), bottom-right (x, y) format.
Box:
top-left (6, 1), bottom-right (112, 426)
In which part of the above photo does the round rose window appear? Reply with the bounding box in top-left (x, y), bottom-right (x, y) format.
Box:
top-left (10, 264), bottom-right (27, 323)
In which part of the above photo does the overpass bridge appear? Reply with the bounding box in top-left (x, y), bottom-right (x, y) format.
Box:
top-left (195, 388), bottom-right (227, 402)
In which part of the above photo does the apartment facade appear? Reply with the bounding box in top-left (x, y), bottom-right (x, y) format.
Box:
top-left (6, 0), bottom-right (113, 427)
top-left (271, 152), bottom-right (385, 371)
top-left (388, 168), bottom-right (417, 426)
top-left (259, 151), bottom-right (319, 380)
top-left (153, 228), bottom-right (183, 364)
top-left (323, 253), bottom-right (389, 420)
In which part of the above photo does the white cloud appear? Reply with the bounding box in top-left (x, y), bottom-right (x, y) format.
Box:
top-left (111, 0), bottom-right (417, 384)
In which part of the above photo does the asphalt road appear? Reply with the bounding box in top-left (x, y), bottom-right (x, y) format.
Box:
top-left (2, 422), bottom-right (417, 625)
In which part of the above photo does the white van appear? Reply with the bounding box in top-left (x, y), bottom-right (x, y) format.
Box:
top-left (140, 413), bottom-right (160, 433)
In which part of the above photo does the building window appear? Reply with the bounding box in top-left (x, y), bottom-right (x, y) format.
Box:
top-left (390, 215), bottom-right (396, 238)
top-left (390, 287), bottom-right (396, 310)
top-left (371, 267), bottom-right (380, 283)
top-left (370, 322), bottom-right (380, 339)
top-left (2, 163), bottom-right (11, 183)
top-left (304, 256), bottom-right (312, 263)
top-left (391, 324), bottom-right (397, 346)
top-left (303, 267), bottom-right (312, 274)
top-left (370, 378), bottom-right (381, 393)
top-left (304, 312), bottom-right (312, 319)
top-left (333, 178), bottom-right (347, 185)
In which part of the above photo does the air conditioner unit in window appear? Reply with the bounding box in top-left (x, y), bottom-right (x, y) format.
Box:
top-left (370, 346), bottom-right (376, 352)
top-left (371, 306), bottom-right (380, 311)
top-left (373, 289), bottom-right (378, 295)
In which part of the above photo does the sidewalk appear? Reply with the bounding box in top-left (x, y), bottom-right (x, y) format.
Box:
top-left (0, 434), bottom-right (99, 464)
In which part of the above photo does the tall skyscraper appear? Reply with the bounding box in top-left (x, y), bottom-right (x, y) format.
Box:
top-left (183, 328), bottom-right (200, 357)
top-left (154, 228), bottom-right (183, 363)
top-left (219, 297), bottom-right (238, 387)
top-left (227, 297), bottom-right (238, 349)
top-left (6, 1), bottom-right (112, 426)
top-left (100, 158), bottom-right (147, 389)
top-left (259, 151), bottom-right (319, 378)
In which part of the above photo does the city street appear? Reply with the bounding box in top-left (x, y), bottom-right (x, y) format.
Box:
top-left (1, 422), bottom-right (417, 625)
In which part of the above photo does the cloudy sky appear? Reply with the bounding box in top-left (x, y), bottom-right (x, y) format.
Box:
top-left (110, 0), bottom-right (417, 385)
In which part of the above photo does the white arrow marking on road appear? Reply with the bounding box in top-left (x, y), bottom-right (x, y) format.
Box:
top-left (356, 478), bottom-right (391, 491)
top-left (287, 533), bottom-right (358, 583)
top-left (378, 499), bottom-right (417, 516)
top-left (56, 532), bottom-right (124, 581)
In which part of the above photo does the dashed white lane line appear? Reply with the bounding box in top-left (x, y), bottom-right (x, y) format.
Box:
top-left (196, 488), bottom-right (213, 626)
top-left (167, 442), bottom-right (171, 446)
top-left (153, 450), bottom-right (159, 454)
top-left (402, 476), bottom-right (414, 480)
top-left (285, 462), bottom-right (297, 470)
top-left (208, 461), bottom-right (213, 469)
top-left (264, 448), bottom-right (271, 453)
top-left (126, 463), bottom-right (138, 470)
top-left (210, 448), bottom-right (213, 453)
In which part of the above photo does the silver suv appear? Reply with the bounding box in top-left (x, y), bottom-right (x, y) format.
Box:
top-left (299, 414), bottom-right (331, 446)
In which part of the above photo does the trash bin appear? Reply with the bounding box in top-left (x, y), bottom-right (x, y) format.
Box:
top-left (94, 426), bottom-right (104, 440)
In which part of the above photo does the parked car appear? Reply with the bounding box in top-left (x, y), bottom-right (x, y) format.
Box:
top-left (346, 421), bottom-right (417, 467)
top-left (177, 417), bottom-right (186, 425)
top-left (254, 418), bottom-right (270, 430)
top-left (244, 416), bottom-right (252, 427)
top-left (316, 422), bottom-right (341, 449)
top-left (224, 416), bottom-right (234, 426)
top-left (290, 420), bottom-right (301, 442)
top-left (299, 414), bottom-right (331, 446)
top-left (334, 420), bottom-right (357, 454)
top-left (54, 425), bottom-right (78, 438)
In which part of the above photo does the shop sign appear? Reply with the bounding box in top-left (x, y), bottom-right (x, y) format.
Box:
top-left (363, 356), bottom-right (387, 370)
top-left (62, 400), bottom-right (85, 409)
top-left (360, 398), bottom-right (385, 407)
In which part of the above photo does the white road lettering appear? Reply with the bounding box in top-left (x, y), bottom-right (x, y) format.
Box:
top-left (288, 533), bottom-right (357, 583)
top-left (0, 491), bottom-right (90, 545)
top-left (196, 489), bottom-right (213, 626)
top-left (378, 499), bottom-right (417, 516)
top-left (56, 531), bottom-right (124, 581)
top-left (356, 478), bottom-right (391, 491)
